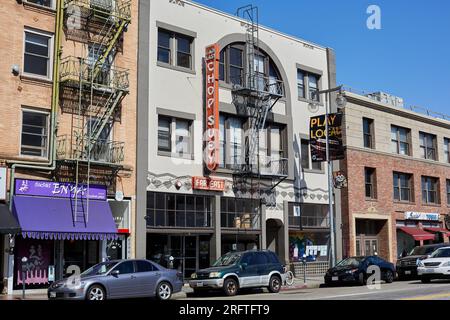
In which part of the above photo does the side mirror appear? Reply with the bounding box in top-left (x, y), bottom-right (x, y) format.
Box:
top-left (110, 270), bottom-right (120, 277)
top-left (240, 263), bottom-right (248, 270)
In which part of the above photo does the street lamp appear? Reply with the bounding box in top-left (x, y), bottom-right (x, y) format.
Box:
top-left (309, 85), bottom-right (346, 268)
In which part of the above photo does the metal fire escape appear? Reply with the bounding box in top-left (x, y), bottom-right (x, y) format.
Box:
top-left (232, 5), bottom-right (287, 207)
top-left (56, 0), bottom-right (131, 226)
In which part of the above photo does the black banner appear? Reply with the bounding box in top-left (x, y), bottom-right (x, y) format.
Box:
top-left (310, 113), bottom-right (344, 162)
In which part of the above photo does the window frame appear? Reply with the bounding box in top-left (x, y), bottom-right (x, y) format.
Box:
top-left (444, 138), bottom-right (450, 163)
top-left (390, 125), bottom-right (411, 156)
top-left (296, 67), bottom-right (322, 103)
top-left (25, 0), bottom-right (55, 10)
top-left (421, 176), bottom-right (440, 205)
top-left (20, 108), bottom-right (50, 158)
top-left (300, 139), bottom-right (322, 172)
top-left (362, 117), bottom-right (374, 149)
top-left (419, 132), bottom-right (437, 161)
top-left (23, 28), bottom-right (54, 80)
top-left (393, 172), bottom-right (414, 203)
top-left (364, 167), bottom-right (377, 200)
top-left (157, 28), bottom-right (194, 72)
top-left (157, 115), bottom-right (193, 159)
top-left (447, 179), bottom-right (450, 206)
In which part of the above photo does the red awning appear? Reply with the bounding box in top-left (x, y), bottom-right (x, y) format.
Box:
top-left (423, 227), bottom-right (450, 237)
top-left (397, 227), bottom-right (435, 241)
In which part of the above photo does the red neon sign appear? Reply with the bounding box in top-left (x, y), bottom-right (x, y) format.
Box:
top-left (204, 44), bottom-right (220, 172)
top-left (192, 176), bottom-right (225, 192)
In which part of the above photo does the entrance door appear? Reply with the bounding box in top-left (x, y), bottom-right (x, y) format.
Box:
top-left (356, 236), bottom-right (378, 256)
top-left (169, 235), bottom-right (198, 279)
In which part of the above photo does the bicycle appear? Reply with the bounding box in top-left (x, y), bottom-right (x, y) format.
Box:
top-left (283, 267), bottom-right (295, 286)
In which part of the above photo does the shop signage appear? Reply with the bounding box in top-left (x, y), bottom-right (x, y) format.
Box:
top-left (333, 171), bottom-right (348, 189)
top-left (310, 113), bottom-right (345, 162)
top-left (404, 211), bottom-right (439, 221)
top-left (0, 167), bottom-right (6, 200)
top-left (204, 43), bottom-right (220, 172)
top-left (109, 200), bottom-right (130, 234)
top-left (192, 176), bottom-right (225, 191)
top-left (15, 179), bottom-right (107, 201)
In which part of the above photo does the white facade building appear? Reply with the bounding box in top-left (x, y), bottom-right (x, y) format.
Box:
top-left (136, 0), bottom-right (340, 276)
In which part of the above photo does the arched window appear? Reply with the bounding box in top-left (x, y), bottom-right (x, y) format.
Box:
top-left (219, 43), bottom-right (283, 95)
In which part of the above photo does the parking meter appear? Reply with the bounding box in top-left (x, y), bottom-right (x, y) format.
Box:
top-left (21, 257), bottom-right (28, 299)
top-left (301, 254), bottom-right (307, 283)
top-left (168, 256), bottom-right (174, 269)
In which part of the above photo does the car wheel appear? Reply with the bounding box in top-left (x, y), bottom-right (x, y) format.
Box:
top-left (156, 281), bottom-right (172, 300)
top-left (268, 275), bottom-right (282, 293)
top-left (421, 277), bottom-right (431, 284)
top-left (385, 270), bottom-right (394, 283)
top-left (223, 278), bottom-right (238, 296)
top-left (86, 285), bottom-right (106, 301)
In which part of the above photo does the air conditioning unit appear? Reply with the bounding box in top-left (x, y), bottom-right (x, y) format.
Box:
top-left (366, 91), bottom-right (404, 108)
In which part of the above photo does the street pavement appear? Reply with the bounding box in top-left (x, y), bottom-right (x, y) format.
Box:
top-left (180, 279), bottom-right (450, 300)
top-left (2, 279), bottom-right (450, 300)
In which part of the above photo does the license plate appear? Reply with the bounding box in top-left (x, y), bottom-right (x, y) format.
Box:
top-left (332, 276), bottom-right (339, 281)
top-left (405, 270), bottom-right (411, 275)
top-left (196, 282), bottom-right (204, 287)
top-left (423, 269), bottom-right (434, 273)
top-left (49, 292), bottom-right (56, 298)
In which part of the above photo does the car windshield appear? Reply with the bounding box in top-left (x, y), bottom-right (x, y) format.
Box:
top-left (409, 246), bottom-right (431, 256)
top-left (430, 248), bottom-right (450, 258)
top-left (80, 261), bottom-right (118, 277)
top-left (336, 257), bottom-right (363, 268)
top-left (213, 253), bottom-right (241, 267)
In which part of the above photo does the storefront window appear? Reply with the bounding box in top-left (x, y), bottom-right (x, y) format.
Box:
top-left (146, 192), bottom-right (213, 228)
top-left (289, 231), bottom-right (329, 262)
top-left (288, 203), bottom-right (329, 229)
top-left (220, 197), bottom-right (261, 229)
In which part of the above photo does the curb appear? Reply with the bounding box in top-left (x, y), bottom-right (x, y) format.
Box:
top-left (281, 283), bottom-right (322, 291)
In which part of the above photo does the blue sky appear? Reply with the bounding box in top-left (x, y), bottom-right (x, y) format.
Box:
top-left (194, 0), bottom-right (450, 115)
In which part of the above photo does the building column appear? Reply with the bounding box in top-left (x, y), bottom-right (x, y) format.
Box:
top-left (2, 236), bottom-right (14, 294)
top-left (210, 195), bottom-right (221, 264)
top-left (281, 201), bottom-right (290, 265)
top-left (260, 204), bottom-right (267, 250)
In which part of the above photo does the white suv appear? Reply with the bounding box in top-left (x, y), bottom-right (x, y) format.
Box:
top-left (417, 246), bottom-right (450, 283)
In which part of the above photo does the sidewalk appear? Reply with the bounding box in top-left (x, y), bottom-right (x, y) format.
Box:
top-left (280, 275), bottom-right (324, 291)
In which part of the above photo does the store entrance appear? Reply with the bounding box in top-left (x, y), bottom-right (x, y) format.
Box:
top-left (146, 234), bottom-right (211, 279)
top-left (355, 219), bottom-right (384, 257)
top-left (63, 240), bottom-right (99, 276)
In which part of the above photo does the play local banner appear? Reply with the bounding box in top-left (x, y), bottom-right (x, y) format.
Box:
top-left (192, 176), bottom-right (225, 191)
top-left (404, 211), bottom-right (439, 221)
top-left (309, 113), bottom-right (344, 162)
top-left (15, 179), bottom-right (107, 201)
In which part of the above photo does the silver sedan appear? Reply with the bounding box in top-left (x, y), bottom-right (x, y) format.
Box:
top-left (48, 259), bottom-right (184, 300)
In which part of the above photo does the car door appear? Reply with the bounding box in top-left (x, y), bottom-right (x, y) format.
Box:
top-left (256, 253), bottom-right (271, 286)
top-left (105, 260), bottom-right (138, 298)
top-left (134, 260), bottom-right (160, 297)
top-left (238, 253), bottom-right (259, 288)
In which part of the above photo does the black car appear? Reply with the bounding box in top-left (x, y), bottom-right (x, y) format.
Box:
top-left (189, 250), bottom-right (285, 296)
top-left (396, 243), bottom-right (449, 280)
top-left (324, 256), bottom-right (395, 286)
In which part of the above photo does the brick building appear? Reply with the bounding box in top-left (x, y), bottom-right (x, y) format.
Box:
top-left (339, 90), bottom-right (450, 263)
top-left (0, 0), bottom-right (138, 294)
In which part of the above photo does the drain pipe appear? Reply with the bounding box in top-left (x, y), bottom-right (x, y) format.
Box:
top-left (8, 0), bottom-right (63, 209)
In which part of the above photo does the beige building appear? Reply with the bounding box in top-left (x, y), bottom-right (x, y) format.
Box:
top-left (0, 0), bottom-right (138, 294)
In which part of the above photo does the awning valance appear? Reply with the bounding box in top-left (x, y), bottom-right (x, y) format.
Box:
top-left (12, 196), bottom-right (118, 240)
top-left (423, 227), bottom-right (450, 237)
top-left (397, 226), bottom-right (435, 241)
top-left (0, 203), bottom-right (21, 234)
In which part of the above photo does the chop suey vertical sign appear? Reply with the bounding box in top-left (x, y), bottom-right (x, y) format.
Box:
top-left (204, 44), bottom-right (220, 172)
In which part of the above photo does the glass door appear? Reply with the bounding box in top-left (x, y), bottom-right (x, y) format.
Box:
top-left (184, 236), bottom-right (197, 279)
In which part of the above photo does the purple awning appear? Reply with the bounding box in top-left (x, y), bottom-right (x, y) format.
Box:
top-left (12, 196), bottom-right (118, 240)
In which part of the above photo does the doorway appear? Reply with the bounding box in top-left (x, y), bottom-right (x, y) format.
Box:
top-left (355, 219), bottom-right (384, 256)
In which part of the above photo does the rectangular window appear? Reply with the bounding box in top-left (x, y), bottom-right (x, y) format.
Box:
top-left (221, 198), bottom-right (260, 229)
top-left (21, 110), bottom-right (49, 157)
top-left (219, 115), bottom-right (244, 169)
top-left (391, 125), bottom-right (411, 156)
top-left (308, 74), bottom-right (320, 101)
top-left (444, 138), bottom-right (450, 163)
top-left (301, 139), bottom-right (321, 171)
top-left (176, 35), bottom-right (192, 69)
top-left (297, 70), bottom-right (305, 98)
top-left (24, 30), bottom-right (51, 77)
top-left (28, 0), bottom-right (53, 7)
top-left (420, 132), bottom-right (437, 160)
top-left (229, 47), bottom-right (244, 85)
top-left (421, 176), bottom-right (439, 204)
top-left (365, 167), bottom-right (376, 199)
top-left (157, 116), bottom-right (171, 152)
top-left (393, 172), bottom-right (413, 202)
top-left (158, 116), bottom-right (192, 157)
top-left (447, 180), bottom-right (450, 206)
top-left (157, 29), bottom-right (193, 70)
top-left (363, 118), bottom-right (374, 149)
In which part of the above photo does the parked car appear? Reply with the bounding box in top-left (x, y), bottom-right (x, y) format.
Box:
top-left (324, 256), bottom-right (395, 286)
top-left (189, 250), bottom-right (285, 296)
top-left (397, 243), bottom-right (449, 280)
top-left (417, 246), bottom-right (450, 283)
top-left (48, 259), bottom-right (183, 301)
